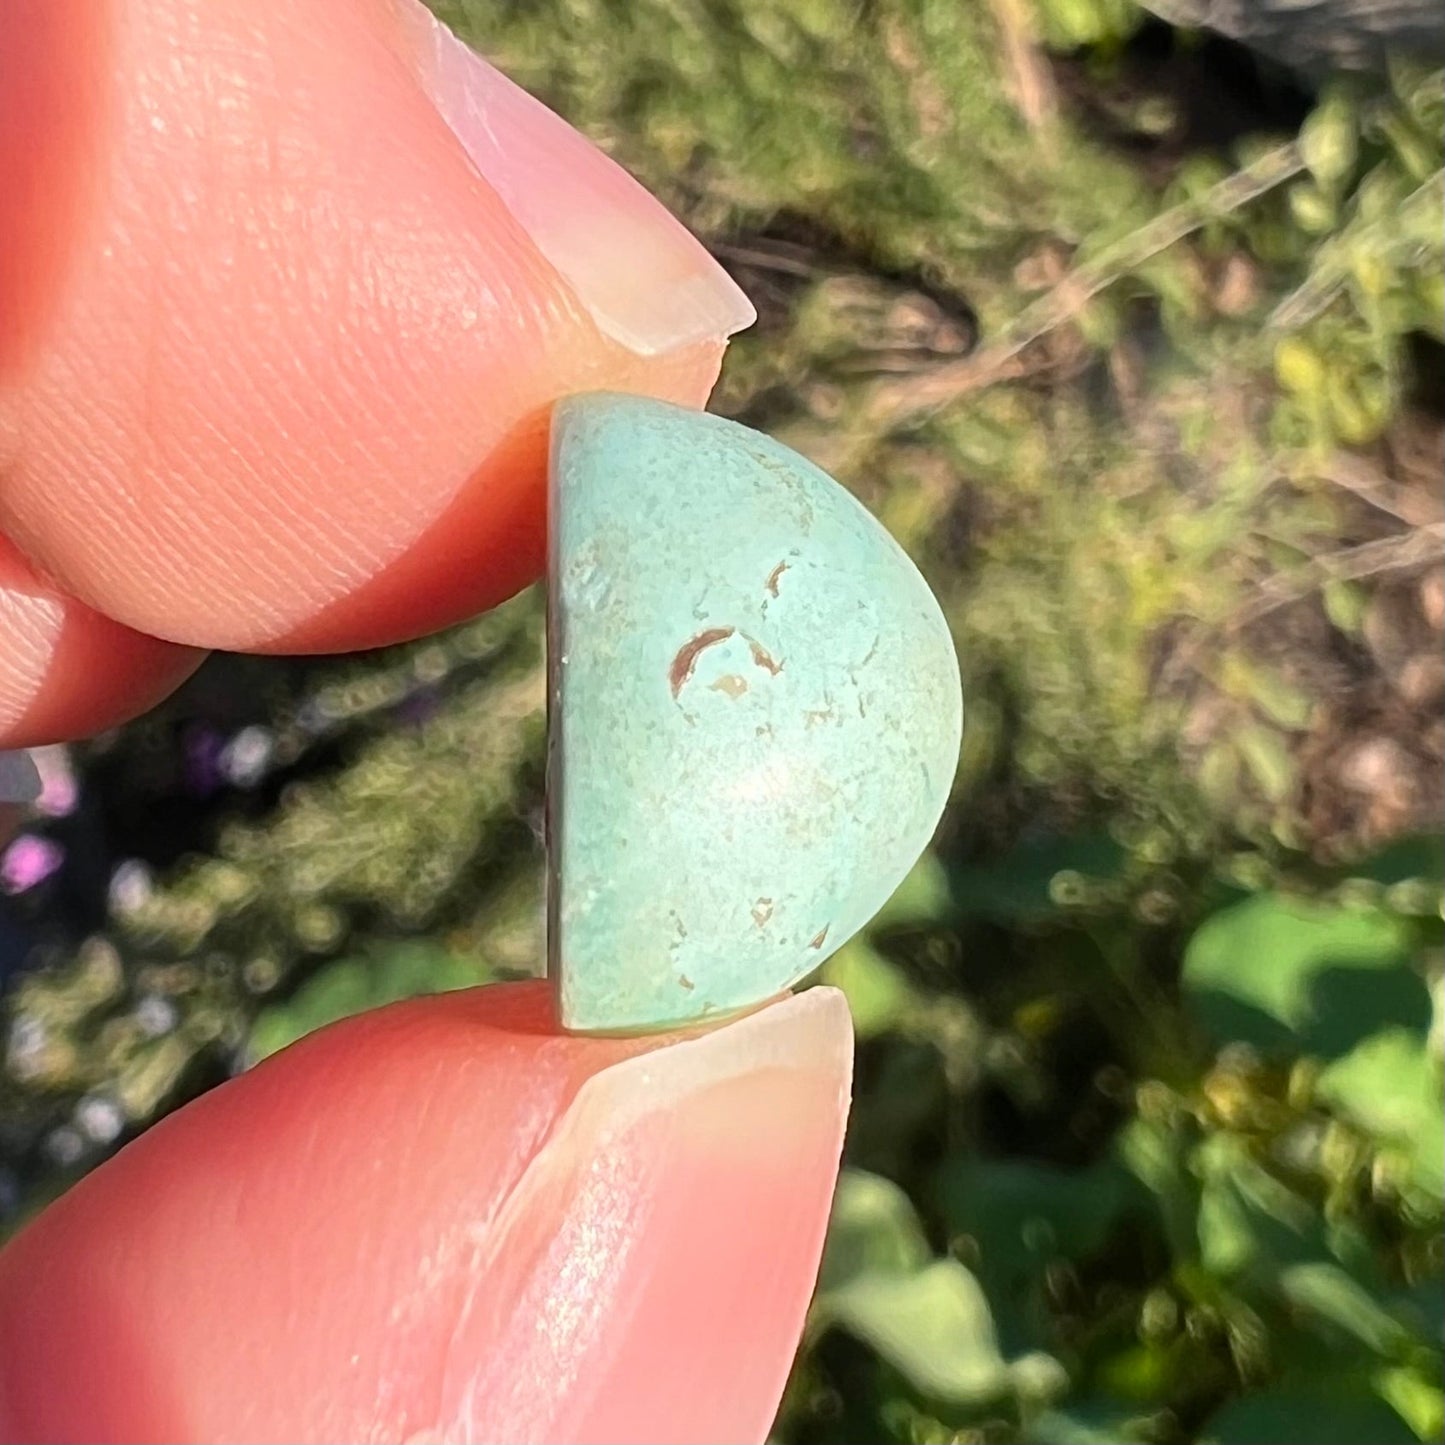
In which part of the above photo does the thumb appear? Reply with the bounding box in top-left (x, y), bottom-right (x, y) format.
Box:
top-left (0, 983), bottom-right (851, 1444)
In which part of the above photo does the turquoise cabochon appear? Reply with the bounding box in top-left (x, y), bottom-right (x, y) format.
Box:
top-left (548, 394), bottom-right (962, 1033)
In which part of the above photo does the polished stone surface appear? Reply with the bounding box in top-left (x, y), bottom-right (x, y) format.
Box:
top-left (549, 394), bottom-right (961, 1033)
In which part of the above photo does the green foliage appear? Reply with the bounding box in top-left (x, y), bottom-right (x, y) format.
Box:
top-left (1317, 1030), bottom-right (1445, 1197)
top-left (807, 826), bottom-right (1442, 1442)
top-left (1201, 1389), bottom-right (1419, 1445)
top-left (1181, 894), bottom-right (1424, 1055)
top-left (3, 0), bottom-right (1441, 1441)
top-left (812, 1169), bottom-right (1070, 1430)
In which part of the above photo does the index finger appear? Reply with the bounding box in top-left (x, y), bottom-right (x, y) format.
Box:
top-left (0, 0), bottom-right (752, 663)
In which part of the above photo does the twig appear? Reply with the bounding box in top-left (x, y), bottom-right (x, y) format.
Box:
top-left (1154, 522), bottom-right (1443, 697)
top-left (1315, 452), bottom-right (1445, 530)
top-left (710, 241), bottom-right (821, 279)
top-left (1268, 169), bottom-right (1445, 331)
top-left (867, 138), bottom-right (1308, 427)
top-left (986, 0), bottom-right (1058, 135)
top-left (1229, 523), bottom-right (1445, 632)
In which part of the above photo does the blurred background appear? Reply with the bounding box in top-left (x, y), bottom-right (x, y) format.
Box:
top-left (2, 1), bottom-right (1442, 1441)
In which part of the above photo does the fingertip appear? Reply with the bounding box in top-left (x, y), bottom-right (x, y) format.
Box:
top-left (445, 989), bottom-right (852, 1444)
top-left (0, 538), bottom-right (203, 747)
top-left (394, 2), bottom-right (754, 358)
top-left (0, 985), bottom-right (851, 1444)
top-left (0, 0), bottom-right (751, 655)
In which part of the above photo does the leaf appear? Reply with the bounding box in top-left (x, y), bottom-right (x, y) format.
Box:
top-left (937, 1155), bottom-right (1133, 1277)
top-left (1293, 1266), bottom-right (1423, 1360)
top-left (822, 939), bottom-right (912, 1039)
top-left (1276, 337), bottom-right (1328, 394)
top-left (1301, 89), bottom-right (1360, 190)
top-left (1197, 1134), bottom-right (1322, 1279)
top-left (1247, 671), bottom-right (1315, 732)
top-left (1278, 1262), bottom-right (1412, 1358)
top-left (949, 833), bottom-right (1126, 921)
top-left (1236, 723), bottom-right (1295, 802)
top-left (1375, 1365), bottom-right (1445, 1443)
top-left (1201, 1388), bottom-right (1418, 1444)
top-left (1316, 1028), bottom-right (1445, 1197)
top-left (1344, 834), bottom-right (1445, 888)
top-left (1197, 1172), bottom-right (1258, 1279)
top-left (872, 850), bottom-right (953, 929)
top-left (821, 1258), bottom-right (1011, 1403)
top-left (1392, 1277), bottom-right (1445, 1344)
top-left (1114, 1117), bottom-right (1199, 1261)
top-left (816, 1173), bottom-right (1034, 1406)
top-left (1024, 1400), bottom-right (1148, 1443)
top-left (936, 1153), bottom-right (1137, 1352)
top-left (818, 1169), bottom-right (931, 1289)
top-left (1181, 894), bottom-right (1425, 1057)
top-left (1219, 653), bottom-right (1313, 729)
top-left (1094, 1341), bottom-right (1184, 1404)
top-left (1324, 579), bottom-right (1369, 634)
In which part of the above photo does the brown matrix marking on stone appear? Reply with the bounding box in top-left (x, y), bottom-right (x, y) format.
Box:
top-left (669, 627), bottom-right (735, 698)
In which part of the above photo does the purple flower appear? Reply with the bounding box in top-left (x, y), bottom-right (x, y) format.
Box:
top-left (397, 687), bottom-right (442, 728)
top-left (184, 725), bottom-right (226, 797)
top-left (1, 835), bottom-right (65, 894)
top-left (32, 746), bottom-right (79, 818)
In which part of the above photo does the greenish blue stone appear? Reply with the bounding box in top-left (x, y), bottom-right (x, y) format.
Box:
top-left (548, 394), bottom-right (962, 1034)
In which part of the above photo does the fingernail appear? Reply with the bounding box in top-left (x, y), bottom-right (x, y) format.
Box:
top-left (394, 4), bottom-right (755, 356)
top-left (434, 989), bottom-right (853, 1443)
top-left (0, 750), bottom-right (40, 806)
top-left (573, 983), bottom-right (854, 1131)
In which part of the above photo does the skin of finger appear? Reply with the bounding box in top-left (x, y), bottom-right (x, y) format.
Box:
top-left (0, 0), bottom-right (725, 655)
top-left (0, 537), bottom-right (203, 747)
top-left (0, 2), bottom-right (202, 740)
top-left (0, 983), bottom-right (852, 1444)
top-left (0, 2), bottom-right (106, 384)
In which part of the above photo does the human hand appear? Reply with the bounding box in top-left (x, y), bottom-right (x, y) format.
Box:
top-left (0, 2), bottom-right (852, 1439)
